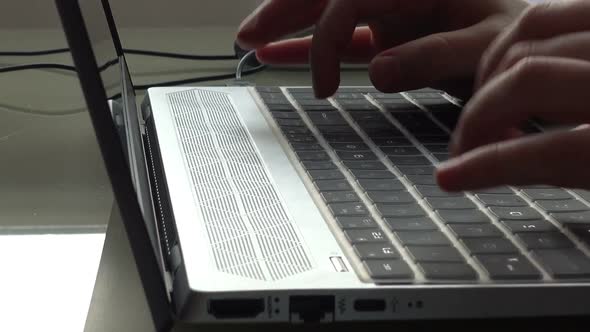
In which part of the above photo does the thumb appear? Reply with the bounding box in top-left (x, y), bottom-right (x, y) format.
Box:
top-left (369, 17), bottom-right (506, 92)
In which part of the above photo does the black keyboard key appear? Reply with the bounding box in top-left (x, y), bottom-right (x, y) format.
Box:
top-left (377, 204), bottom-right (426, 218)
top-left (364, 260), bottom-right (413, 280)
top-left (276, 118), bottom-right (305, 127)
top-left (385, 217), bottom-right (438, 231)
top-left (358, 179), bottom-right (404, 191)
top-left (317, 125), bottom-right (356, 135)
top-left (285, 134), bottom-right (317, 143)
top-left (271, 111), bottom-right (300, 119)
top-left (330, 202), bottom-right (369, 216)
top-left (354, 243), bottom-right (399, 260)
top-left (308, 112), bottom-right (347, 126)
top-left (449, 224), bottom-right (503, 238)
top-left (315, 180), bottom-right (352, 192)
top-left (268, 104), bottom-right (297, 112)
top-left (489, 207), bottom-right (543, 221)
top-left (302, 105), bottom-right (337, 112)
top-left (407, 246), bottom-right (464, 263)
top-left (405, 175), bottom-right (437, 185)
top-left (302, 161), bottom-right (336, 170)
top-left (372, 137), bottom-right (412, 146)
top-left (518, 232), bottom-right (575, 250)
top-left (389, 156), bottom-right (431, 166)
top-left (297, 98), bottom-right (332, 106)
top-left (321, 191), bottom-right (360, 203)
top-left (381, 147), bottom-right (421, 156)
top-left (415, 185), bottom-right (463, 198)
top-left (424, 144), bottom-right (449, 153)
top-left (476, 254), bottom-right (541, 280)
top-left (256, 87), bottom-right (281, 94)
top-left (345, 229), bottom-right (387, 243)
top-left (415, 135), bottom-right (450, 144)
top-left (564, 223), bottom-right (590, 246)
top-left (296, 151), bottom-right (330, 161)
top-left (420, 263), bottom-right (477, 280)
top-left (344, 161), bottom-right (387, 170)
top-left (397, 166), bottom-right (435, 176)
top-left (283, 127), bottom-right (311, 135)
top-left (426, 197), bottom-right (477, 210)
top-left (368, 191), bottom-right (414, 204)
top-left (349, 112), bottom-right (385, 122)
top-left (536, 200), bottom-right (589, 213)
top-left (337, 151), bottom-right (378, 161)
top-left (290, 142), bottom-right (322, 151)
top-left (308, 170), bottom-right (344, 181)
top-left (462, 238), bottom-right (519, 255)
top-left (334, 92), bottom-right (366, 99)
top-left (476, 194), bottom-right (528, 207)
top-left (396, 231), bottom-right (451, 246)
top-left (522, 189), bottom-right (572, 201)
top-left (502, 220), bottom-right (557, 233)
top-left (551, 211), bottom-right (590, 224)
top-left (337, 216), bottom-right (377, 229)
top-left (472, 187), bottom-right (513, 195)
top-left (324, 134), bottom-right (364, 143)
top-left (433, 153), bottom-right (450, 161)
top-left (342, 104), bottom-right (377, 112)
top-left (533, 249), bottom-right (590, 279)
top-left (330, 142), bottom-right (370, 152)
top-left (437, 209), bottom-right (490, 224)
top-left (350, 170), bottom-right (396, 180)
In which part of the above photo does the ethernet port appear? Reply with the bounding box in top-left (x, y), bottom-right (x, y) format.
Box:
top-left (289, 296), bottom-right (335, 323)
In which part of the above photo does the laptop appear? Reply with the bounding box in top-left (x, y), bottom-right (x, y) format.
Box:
top-left (55, 0), bottom-right (590, 330)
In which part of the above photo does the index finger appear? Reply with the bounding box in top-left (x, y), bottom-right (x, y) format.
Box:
top-left (237, 0), bottom-right (327, 50)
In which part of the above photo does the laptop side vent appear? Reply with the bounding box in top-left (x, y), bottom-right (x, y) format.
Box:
top-left (167, 89), bottom-right (313, 281)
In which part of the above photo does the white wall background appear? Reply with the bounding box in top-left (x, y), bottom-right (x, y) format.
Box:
top-left (0, 0), bottom-right (263, 28)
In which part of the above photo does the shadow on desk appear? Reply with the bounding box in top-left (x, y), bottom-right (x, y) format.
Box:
top-left (85, 207), bottom-right (589, 332)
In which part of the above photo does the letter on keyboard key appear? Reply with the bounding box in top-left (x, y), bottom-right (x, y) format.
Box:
top-left (377, 204), bottom-right (426, 218)
top-left (476, 255), bottom-right (541, 280)
top-left (489, 207), bottom-right (543, 221)
top-left (358, 179), bottom-right (404, 191)
top-left (536, 200), bottom-right (590, 213)
top-left (462, 238), bottom-right (519, 254)
top-left (406, 246), bottom-right (464, 262)
top-left (419, 263), bottom-right (477, 280)
top-left (364, 260), bottom-right (414, 280)
top-left (345, 229), bottom-right (387, 243)
top-left (337, 216), bottom-right (377, 229)
top-left (518, 232), bottom-right (575, 250)
top-left (337, 151), bottom-right (378, 161)
top-left (330, 142), bottom-right (370, 152)
top-left (329, 202), bottom-right (369, 216)
top-left (533, 249), bottom-right (590, 279)
top-left (425, 197), bottom-right (477, 210)
top-left (396, 231), bottom-right (451, 246)
top-left (321, 191), bottom-right (360, 203)
top-left (354, 244), bottom-right (399, 260)
top-left (501, 220), bottom-right (557, 233)
top-left (315, 180), bottom-right (352, 191)
top-left (437, 209), bottom-right (490, 224)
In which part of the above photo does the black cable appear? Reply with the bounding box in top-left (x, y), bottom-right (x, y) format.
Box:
top-left (124, 49), bottom-right (236, 61)
top-left (134, 64), bottom-right (267, 90)
top-left (0, 63), bottom-right (77, 74)
top-left (0, 48), bottom-right (236, 60)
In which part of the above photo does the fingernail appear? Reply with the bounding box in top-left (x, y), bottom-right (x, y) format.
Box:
top-left (370, 55), bottom-right (401, 91)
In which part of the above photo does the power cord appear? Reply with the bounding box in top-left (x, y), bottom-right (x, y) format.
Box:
top-left (0, 48), bottom-right (236, 61)
top-left (0, 63), bottom-right (76, 74)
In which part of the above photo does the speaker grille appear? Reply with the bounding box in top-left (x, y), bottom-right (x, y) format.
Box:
top-left (167, 89), bottom-right (312, 281)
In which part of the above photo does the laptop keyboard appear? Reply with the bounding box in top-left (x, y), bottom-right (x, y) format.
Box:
top-left (255, 86), bottom-right (590, 284)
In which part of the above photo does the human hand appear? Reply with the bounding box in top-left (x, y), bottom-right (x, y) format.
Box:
top-left (437, 0), bottom-right (590, 191)
top-left (236, 0), bottom-right (527, 98)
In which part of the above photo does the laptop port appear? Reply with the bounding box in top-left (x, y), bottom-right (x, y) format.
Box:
top-left (354, 299), bottom-right (386, 312)
top-left (208, 298), bottom-right (265, 319)
top-left (289, 295), bottom-right (335, 323)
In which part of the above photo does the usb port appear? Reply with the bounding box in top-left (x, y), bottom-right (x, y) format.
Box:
top-left (354, 299), bottom-right (386, 312)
